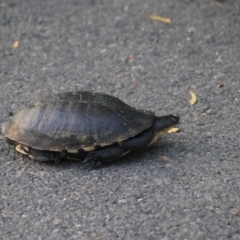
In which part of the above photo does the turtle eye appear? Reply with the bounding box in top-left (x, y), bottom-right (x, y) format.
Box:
top-left (172, 116), bottom-right (180, 123)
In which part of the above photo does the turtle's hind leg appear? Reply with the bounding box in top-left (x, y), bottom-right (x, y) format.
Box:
top-left (16, 144), bottom-right (29, 155)
top-left (27, 147), bottom-right (60, 163)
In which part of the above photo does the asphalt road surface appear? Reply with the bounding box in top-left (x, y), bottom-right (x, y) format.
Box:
top-left (1, 0), bottom-right (240, 239)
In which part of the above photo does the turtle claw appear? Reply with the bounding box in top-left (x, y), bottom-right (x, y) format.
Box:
top-left (83, 151), bottom-right (99, 163)
top-left (89, 160), bottom-right (102, 170)
top-left (83, 152), bottom-right (102, 169)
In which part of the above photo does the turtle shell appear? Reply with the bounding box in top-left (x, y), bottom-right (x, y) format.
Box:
top-left (2, 91), bottom-right (156, 152)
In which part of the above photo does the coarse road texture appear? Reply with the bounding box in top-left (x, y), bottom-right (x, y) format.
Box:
top-left (0, 0), bottom-right (240, 239)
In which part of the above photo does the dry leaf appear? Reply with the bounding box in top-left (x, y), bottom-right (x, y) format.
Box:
top-left (145, 15), bottom-right (171, 24)
top-left (13, 41), bottom-right (20, 49)
top-left (126, 54), bottom-right (134, 63)
top-left (230, 208), bottom-right (239, 216)
top-left (217, 83), bottom-right (224, 88)
top-left (161, 155), bottom-right (170, 161)
top-left (189, 91), bottom-right (197, 105)
top-left (211, 1), bottom-right (223, 7)
top-left (168, 127), bottom-right (179, 133)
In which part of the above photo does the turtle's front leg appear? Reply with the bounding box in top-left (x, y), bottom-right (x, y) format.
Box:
top-left (83, 144), bottom-right (125, 167)
top-left (119, 127), bottom-right (154, 150)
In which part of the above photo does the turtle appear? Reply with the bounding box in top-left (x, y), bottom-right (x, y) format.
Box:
top-left (2, 91), bottom-right (179, 166)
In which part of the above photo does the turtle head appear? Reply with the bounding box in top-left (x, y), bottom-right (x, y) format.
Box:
top-left (147, 114), bottom-right (179, 146)
top-left (153, 115), bottom-right (179, 135)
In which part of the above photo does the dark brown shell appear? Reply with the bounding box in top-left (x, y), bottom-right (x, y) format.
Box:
top-left (2, 91), bottom-right (156, 151)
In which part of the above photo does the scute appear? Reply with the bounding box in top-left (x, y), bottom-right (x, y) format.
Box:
top-left (2, 91), bottom-right (156, 151)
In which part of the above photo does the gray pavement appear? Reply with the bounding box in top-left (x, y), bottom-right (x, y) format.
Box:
top-left (0, 0), bottom-right (240, 239)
